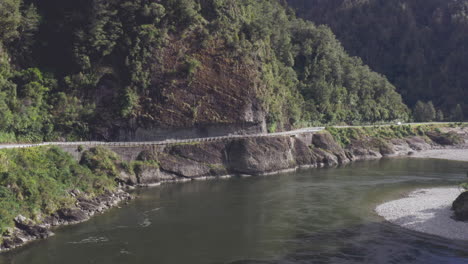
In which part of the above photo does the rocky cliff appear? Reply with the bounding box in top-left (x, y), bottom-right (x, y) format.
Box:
top-left (97, 126), bottom-right (468, 186)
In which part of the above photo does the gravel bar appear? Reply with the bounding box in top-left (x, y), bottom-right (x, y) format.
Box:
top-left (376, 188), bottom-right (468, 241)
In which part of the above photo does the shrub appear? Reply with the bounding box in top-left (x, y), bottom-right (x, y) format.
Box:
top-left (0, 146), bottom-right (117, 235)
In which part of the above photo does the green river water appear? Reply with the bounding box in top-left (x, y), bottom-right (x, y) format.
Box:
top-left (1, 158), bottom-right (468, 264)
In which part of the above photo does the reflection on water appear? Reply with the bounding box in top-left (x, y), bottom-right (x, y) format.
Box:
top-left (1, 158), bottom-right (468, 264)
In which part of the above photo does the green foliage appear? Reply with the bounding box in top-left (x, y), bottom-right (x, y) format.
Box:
top-left (451, 104), bottom-right (464, 121)
top-left (413, 101), bottom-right (436, 122)
top-left (131, 160), bottom-right (159, 177)
top-left (462, 171), bottom-right (468, 190)
top-left (0, 0), bottom-right (412, 141)
top-left (0, 0), bottom-right (21, 43)
top-left (436, 110), bottom-right (444, 121)
top-left (80, 147), bottom-right (120, 178)
top-left (120, 87), bottom-right (139, 118)
top-left (0, 147), bottom-right (116, 234)
top-left (185, 56), bottom-right (201, 77)
top-left (50, 92), bottom-right (94, 141)
top-left (291, 21), bottom-right (409, 124)
top-left (325, 125), bottom-right (442, 146)
top-left (288, 0), bottom-right (468, 119)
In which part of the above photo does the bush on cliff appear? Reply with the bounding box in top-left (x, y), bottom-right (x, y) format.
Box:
top-left (326, 125), bottom-right (461, 147)
top-left (0, 147), bottom-right (117, 238)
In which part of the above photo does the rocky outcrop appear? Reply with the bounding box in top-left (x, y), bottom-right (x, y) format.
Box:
top-left (312, 133), bottom-right (350, 164)
top-left (405, 136), bottom-right (432, 150)
top-left (115, 129), bottom-right (467, 182)
top-left (0, 189), bottom-right (132, 252)
top-left (452, 191), bottom-right (468, 221)
top-left (227, 137), bottom-right (296, 175)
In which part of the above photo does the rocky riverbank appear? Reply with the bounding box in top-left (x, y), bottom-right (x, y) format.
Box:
top-left (1, 125), bottom-right (467, 252)
top-left (374, 126), bottom-right (468, 240)
top-left (115, 126), bottom-right (468, 186)
top-left (0, 189), bottom-right (132, 252)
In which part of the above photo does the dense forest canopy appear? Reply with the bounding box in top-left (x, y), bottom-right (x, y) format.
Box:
top-left (288, 0), bottom-right (467, 120)
top-left (0, 0), bottom-right (408, 142)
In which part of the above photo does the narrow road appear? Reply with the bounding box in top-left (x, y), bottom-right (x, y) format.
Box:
top-left (0, 127), bottom-right (326, 149)
top-left (0, 122), bottom-right (459, 150)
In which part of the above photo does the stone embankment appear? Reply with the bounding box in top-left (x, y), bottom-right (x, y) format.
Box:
top-left (91, 126), bottom-right (467, 186)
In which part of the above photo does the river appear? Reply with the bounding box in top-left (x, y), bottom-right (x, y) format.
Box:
top-left (1, 158), bottom-right (468, 264)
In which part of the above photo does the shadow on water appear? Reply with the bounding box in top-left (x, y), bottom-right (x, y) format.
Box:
top-left (227, 222), bottom-right (468, 264)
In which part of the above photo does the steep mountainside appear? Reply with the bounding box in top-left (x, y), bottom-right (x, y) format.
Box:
top-left (288, 0), bottom-right (468, 119)
top-left (0, 0), bottom-right (408, 142)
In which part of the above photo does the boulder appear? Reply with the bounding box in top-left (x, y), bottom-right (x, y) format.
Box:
top-left (390, 138), bottom-right (413, 155)
top-left (292, 138), bottom-right (314, 166)
top-left (312, 133), bottom-right (349, 163)
top-left (56, 208), bottom-right (89, 223)
top-left (227, 137), bottom-right (295, 175)
top-left (310, 148), bottom-right (339, 166)
top-left (452, 191), bottom-right (468, 221)
top-left (426, 131), bottom-right (463, 146)
top-left (406, 136), bottom-right (431, 150)
top-left (118, 170), bottom-right (138, 185)
top-left (13, 215), bottom-right (53, 239)
top-left (159, 153), bottom-right (211, 178)
top-left (135, 164), bottom-right (163, 184)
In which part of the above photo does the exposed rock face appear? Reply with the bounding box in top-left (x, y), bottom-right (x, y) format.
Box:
top-left (405, 137), bottom-right (431, 151)
top-left (452, 191), bottom-right (468, 221)
top-left (110, 129), bottom-right (467, 181)
top-left (347, 138), bottom-right (395, 160)
top-left (167, 142), bottom-right (226, 164)
top-left (227, 137), bottom-right (295, 175)
top-left (312, 133), bottom-right (350, 163)
top-left (159, 153), bottom-right (212, 178)
top-left (136, 164), bottom-right (164, 185)
top-left (56, 208), bottom-right (89, 223)
top-left (118, 170), bottom-right (138, 185)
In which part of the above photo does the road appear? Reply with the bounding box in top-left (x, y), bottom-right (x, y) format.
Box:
top-left (0, 122), bottom-right (461, 150)
top-left (0, 127), bottom-right (326, 150)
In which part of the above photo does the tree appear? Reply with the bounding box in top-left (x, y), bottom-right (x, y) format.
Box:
top-left (451, 104), bottom-right (464, 121)
top-left (413, 101), bottom-right (436, 122)
top-left (11, 3), bottom-right (41, 64)
top-left (0, 0), bottom-right (21, 43)
top-left (436, 110), bottom-right (444, 121)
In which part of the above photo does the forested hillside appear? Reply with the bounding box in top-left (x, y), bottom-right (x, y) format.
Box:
top-left (288, 0), bottom-right (467, 120)
top-left (0, 0), bottom-right (408, 142)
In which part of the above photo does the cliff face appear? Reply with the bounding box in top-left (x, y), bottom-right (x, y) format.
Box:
top-left (99, 36), bottom-right (267, 141)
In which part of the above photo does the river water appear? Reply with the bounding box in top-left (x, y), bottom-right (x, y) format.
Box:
top-left (1, 158), bottom-right (468, 264)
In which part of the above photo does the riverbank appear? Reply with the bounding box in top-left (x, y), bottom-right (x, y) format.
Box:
top-left (377, 137), bottom-right (468, 240)
top-left (376, 188), bottom-right (468, 241)
top-left (1, 124), bottom-right (467, 252)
